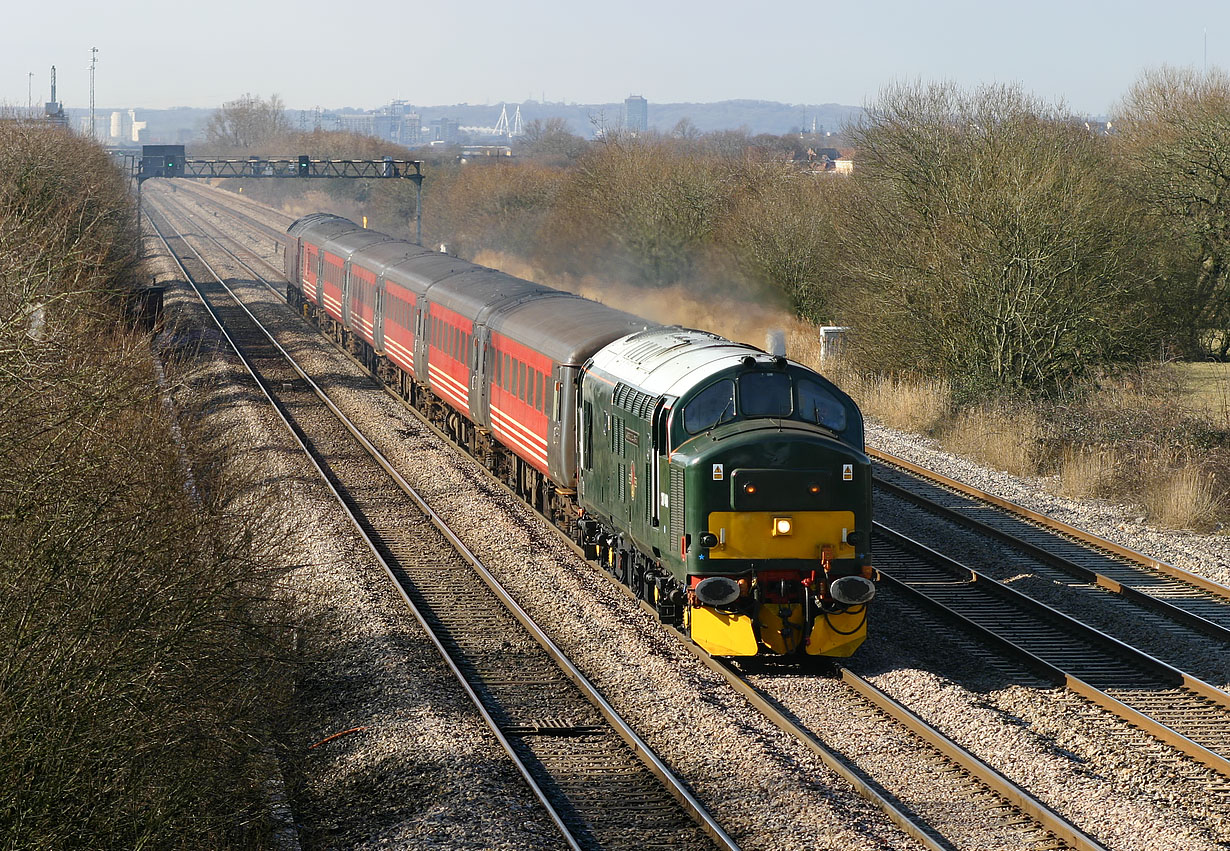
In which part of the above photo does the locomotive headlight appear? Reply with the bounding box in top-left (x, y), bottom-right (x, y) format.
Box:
top-left (772, 516), bottom-right (793, 537)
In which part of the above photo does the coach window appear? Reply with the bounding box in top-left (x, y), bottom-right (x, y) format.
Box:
top-left (537, 372), bottom-right (545, 412)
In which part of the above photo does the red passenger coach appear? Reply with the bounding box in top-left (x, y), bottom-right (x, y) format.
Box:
top-left (382, 281), bottom-right (416, 373)
top-left (348, 264), bottom-right (378, 345)
top-left (490, 332), bottom-right (553, 475)
top-left (284, 212), bottom-right (654, 526)
top-left (320, 251), bottom-right (345, 321)
top-left (426, 303), bottom-right (474, 413)
top-left (300, 243), bottom-right (319, 305)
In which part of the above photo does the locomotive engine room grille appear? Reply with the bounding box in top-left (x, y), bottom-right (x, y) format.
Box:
top-left (613, 415), bottom-right (626, 457)
top-left (670, 468), bottom-right (685, 551)
top-left (613, 383), bottom-right (657, 418)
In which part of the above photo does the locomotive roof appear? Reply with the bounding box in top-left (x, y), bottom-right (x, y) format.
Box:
top-left (588, 327), bottom-right (778, 398)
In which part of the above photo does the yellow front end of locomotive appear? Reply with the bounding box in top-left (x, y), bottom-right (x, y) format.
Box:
top-left (704, 510), bottom-right (857, 561)
top-left (690, 510), bottom-right (867, 657)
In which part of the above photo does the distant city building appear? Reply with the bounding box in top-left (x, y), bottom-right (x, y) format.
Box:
top-left (624, 95), bottom-right (648, 133)
top-left (106, 109), bottom-right (145, 143)
top-left (334, 109), bottom-right (421, 145)
top-left (430, 117), bottom-right (461, 144)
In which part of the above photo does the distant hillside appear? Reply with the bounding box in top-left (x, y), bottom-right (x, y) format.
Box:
top-left (407, 99), bottom-right (862, 137)
top-left (84, 99), bottom-right (863, 145)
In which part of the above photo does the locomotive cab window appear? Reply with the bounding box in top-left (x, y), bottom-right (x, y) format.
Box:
top-left (683, 379), bottom-right (736, 434)
top-left (797, 378), bottom-right (847, 432)
top-left (740, 371), bottom-right (793, 417)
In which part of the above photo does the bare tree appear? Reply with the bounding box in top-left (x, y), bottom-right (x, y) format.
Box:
top-left (204, 93), bottom-right (293, 151)
top-left (721, 162), bottom-right (848, 321)
top-left (516, 117), bottom-right (588, 162)
top-left (840, 81), bottom-right (1155, 399)
top-left (546, 139), bottom-right (732, 286)
top-left (1114, 66), bottom-right (1230, 358)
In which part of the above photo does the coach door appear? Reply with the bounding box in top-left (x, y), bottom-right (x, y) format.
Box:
top-left (374, 276), bottom-right (385, 351)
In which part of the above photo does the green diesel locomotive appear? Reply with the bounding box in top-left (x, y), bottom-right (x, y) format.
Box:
top-left (577, 328), bottom-right (875, 658)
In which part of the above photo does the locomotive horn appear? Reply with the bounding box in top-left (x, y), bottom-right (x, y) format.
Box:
top-left (694, 576), bottom-right (741, 607)
top-left (829, 575), bottom-right (876, 606)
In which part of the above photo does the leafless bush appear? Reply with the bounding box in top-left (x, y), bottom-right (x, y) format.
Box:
top-left (0, 122), bottom-right (298, 849)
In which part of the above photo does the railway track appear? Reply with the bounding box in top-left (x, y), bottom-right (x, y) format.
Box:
top-left (143, 194), bottom-right (735, 851)
top-left (872, 523), bottom-right (1230, 779)
top-left (873, 452), bottom-right (1230, 646)
top-left (151, 182), bottom-right (1229, 850)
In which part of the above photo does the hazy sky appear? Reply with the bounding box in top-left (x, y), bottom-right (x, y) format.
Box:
top-left (2, 0), bottom-right (1226, 116)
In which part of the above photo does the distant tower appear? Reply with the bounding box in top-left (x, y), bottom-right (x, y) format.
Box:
top-left (624, 95), bottom-right (648, 134)
top-left (44, 66), bottom-right (67, 128)
top-left (511, 105), bottom-right (524, 136)
top-left (89, 47), bottom-right (98, 140)
top-left (493, 104), bottom-right (510, 136)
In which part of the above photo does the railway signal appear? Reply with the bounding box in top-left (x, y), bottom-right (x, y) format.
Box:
top-left (134, 146), bottom-right (426, 243)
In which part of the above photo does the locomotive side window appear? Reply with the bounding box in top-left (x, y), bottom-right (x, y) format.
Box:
top-left (797, 378), bottom-right (847, 432)
top-left (683, 379), bottom-right (736, 434)
top-left (741, 372), bottom-right (793, 417)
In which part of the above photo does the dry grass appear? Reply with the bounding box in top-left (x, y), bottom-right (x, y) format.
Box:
top-left (940, 405), bottom-right (1041, 476)
top-left (852, 374), bottom-right (951, 434)
top-left (1141, 458), bottom-right (1223, 531)
top-left (1172, 361), bottom-right (1230, 425)
top-left (1054, 446), bottom-right (1120, 499)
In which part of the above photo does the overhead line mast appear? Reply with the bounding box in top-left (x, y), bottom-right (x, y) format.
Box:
top-left (89, 47), bottom-right (98, 140)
